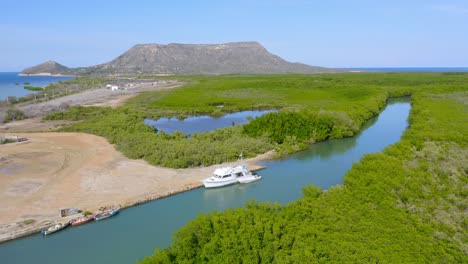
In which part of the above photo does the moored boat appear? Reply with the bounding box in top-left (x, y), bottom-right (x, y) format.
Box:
top-left (202, 167), bottom-right (239, 188)
top-left (238, 174), bottom-right (262, 184)
top-left (202, 165), bottom-right (260, 188)
top-left (70, 215), bottom-right (95, 226)
top-left (41, 221), bottom-right (70, 235)
top-left (95, 208), bottom-right (120, 221)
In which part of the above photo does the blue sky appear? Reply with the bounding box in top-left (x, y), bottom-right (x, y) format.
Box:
top-left (2, 0), bottom-right (468, 71)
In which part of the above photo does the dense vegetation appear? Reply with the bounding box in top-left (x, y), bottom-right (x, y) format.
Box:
top-left (138, 76), bottom-right (467, 263)
top-left (47, 73), bottom-right (466, 168)
top-left (46, 73), bottom-right (414, 167)
top-left (44, 106), bottom-right (113, 121)
top-left (39, 73), bottom-right (468, 261)
top-left (244, 110), bottom-right (357, 143)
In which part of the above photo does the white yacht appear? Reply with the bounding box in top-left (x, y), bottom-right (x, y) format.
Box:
top-left (238, 173), bottom-right (262, 184)
top-left (202, 165), bottom-right (260, 188)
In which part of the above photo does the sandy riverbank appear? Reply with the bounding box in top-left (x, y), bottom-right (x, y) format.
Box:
top-left (0, 132), bottom-right (273, 243)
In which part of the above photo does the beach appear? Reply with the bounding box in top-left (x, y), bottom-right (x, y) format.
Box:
top-left (0, 132), bottom-right (272, 243)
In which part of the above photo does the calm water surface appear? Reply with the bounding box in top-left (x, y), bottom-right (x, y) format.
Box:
top-left (1, 99), bottom-right (410, 264)
top-left (0, 72), bottom-right (73, 100)
top-left (145, 110), bottom-right (273, 134)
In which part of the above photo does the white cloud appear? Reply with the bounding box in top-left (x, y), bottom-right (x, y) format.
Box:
top-left (432, 4), bottom-right (468, 15)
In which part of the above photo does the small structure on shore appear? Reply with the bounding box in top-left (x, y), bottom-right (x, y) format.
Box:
top-left (105, 84), bottom-right (120, 91)
top-left (60, 208), bottom-right (80, 217)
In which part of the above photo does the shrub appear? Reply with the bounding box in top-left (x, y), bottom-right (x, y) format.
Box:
top-left (83, 211), bottom-right (93, 216)
top-left (3, 108), bottom-right (27, 123)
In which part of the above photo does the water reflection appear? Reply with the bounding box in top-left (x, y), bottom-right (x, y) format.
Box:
top-left (297, 116), bottom-right (378, 161)
top-left (202, 181), bottom-right (262, 206)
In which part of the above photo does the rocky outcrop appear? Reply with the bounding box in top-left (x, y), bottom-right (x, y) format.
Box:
top-left (19, 61), bottom-right (71, 76)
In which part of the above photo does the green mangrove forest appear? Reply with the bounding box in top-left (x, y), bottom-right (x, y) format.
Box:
top-left (48, 73), bottom-right (412, 167)
top-left (45, 73), bottom-right (467, 262)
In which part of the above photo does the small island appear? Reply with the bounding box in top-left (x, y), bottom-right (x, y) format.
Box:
top-left (24, 86), bottom-right (43, 91)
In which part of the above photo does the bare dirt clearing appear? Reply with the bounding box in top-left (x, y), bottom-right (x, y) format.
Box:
top-left (0, 132), bottom-right (271, 242)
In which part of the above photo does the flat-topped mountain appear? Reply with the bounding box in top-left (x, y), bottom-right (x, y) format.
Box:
top-left (20, 61), bottom-right (71, 76)
top-left (21, 42), bottom-right (335, 75)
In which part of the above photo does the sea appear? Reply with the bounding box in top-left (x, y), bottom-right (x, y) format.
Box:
top-left (0, 72), bottom-right (73, 101)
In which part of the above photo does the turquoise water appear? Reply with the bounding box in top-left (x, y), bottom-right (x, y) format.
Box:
top-left (0, 72), bottom-right (73, 100)
top-left (0, 98), bottom-right (410, 264)
top-left (145, 110), bottom-right (273, 134)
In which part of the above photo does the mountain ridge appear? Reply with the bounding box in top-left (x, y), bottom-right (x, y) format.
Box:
top-left (20, 42), bottom-right (336, 76)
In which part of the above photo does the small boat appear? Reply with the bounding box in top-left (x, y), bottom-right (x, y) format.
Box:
top-left (95, 208), bottom-right (120, 221)
top-left (238, 174), bottom-right (262, 184)
top-left (202, 165), bottom-right (258, 188)
top-left (70, 215), bottom-right (95, 226)
top-left (41, 221), bottom-right (70, 235)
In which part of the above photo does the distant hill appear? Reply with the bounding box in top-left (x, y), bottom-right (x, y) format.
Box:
top-left (20, 42), bottom-right (336, 75)
top-left (19, 61), bottom-right (71, 76)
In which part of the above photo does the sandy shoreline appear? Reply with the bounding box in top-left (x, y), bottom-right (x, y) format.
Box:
top-left (18, 73), bottom-right (75, 77)
top-left (0, 132), bottom-right (273, 243)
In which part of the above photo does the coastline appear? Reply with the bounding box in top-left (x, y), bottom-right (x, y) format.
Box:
top-left (0, 132), bottom-right (273, 244)
top-left (0, 80), bottom-right (183, 124)
top-left (17, 73), bottom-right (76, 77)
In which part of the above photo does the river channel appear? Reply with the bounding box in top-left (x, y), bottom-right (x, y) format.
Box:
top-left (1, 98), bottom-right (410, 264)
